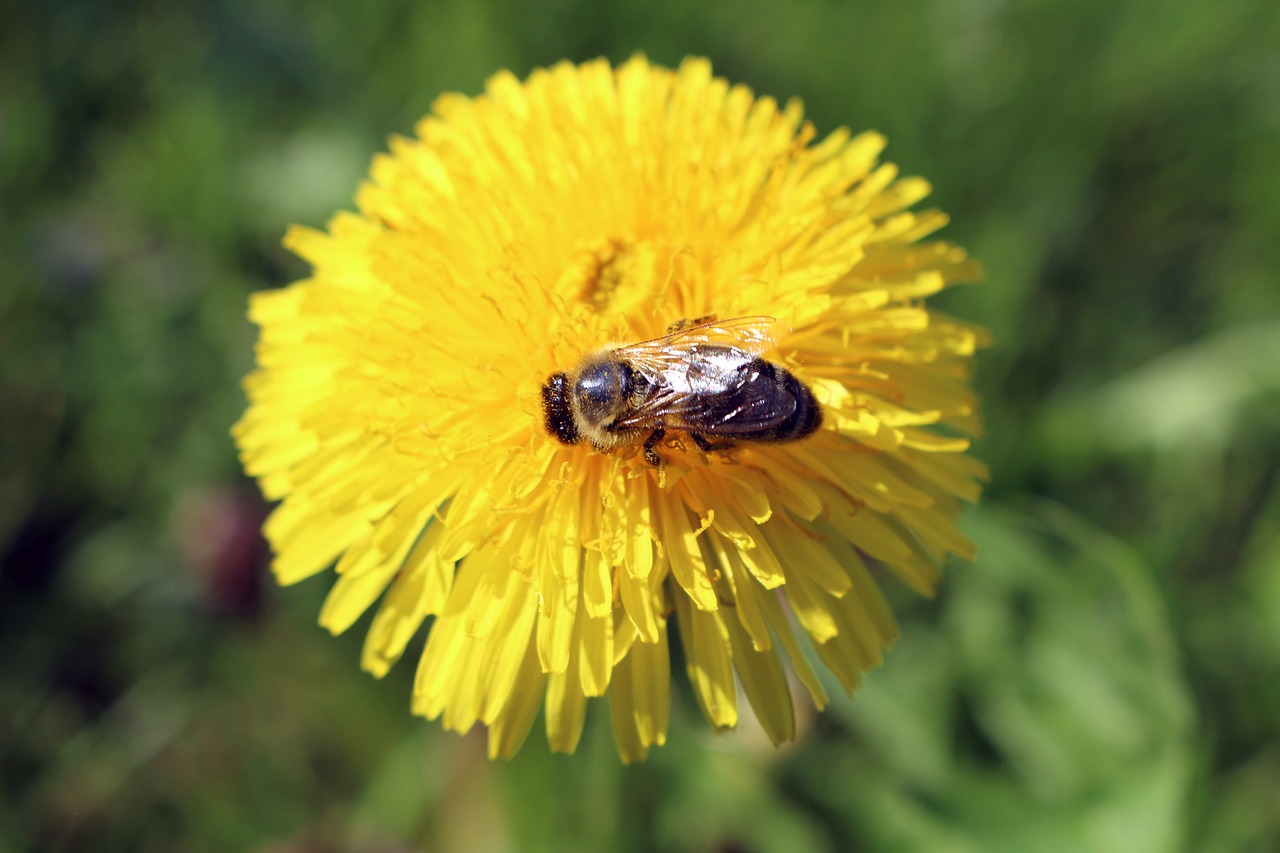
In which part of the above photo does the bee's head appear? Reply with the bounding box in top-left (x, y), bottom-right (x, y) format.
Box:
top-left (540, 372), bottom-right (579, 445)
top-left (572, 356), bottom-right (631, 427)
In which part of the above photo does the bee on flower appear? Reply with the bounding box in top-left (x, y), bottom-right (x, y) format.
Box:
top-left (233, 55), bottom-right (987, 761)
top-left (541, 315), bottom-right (823, 467)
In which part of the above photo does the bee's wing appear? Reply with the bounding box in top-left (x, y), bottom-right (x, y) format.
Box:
top-left (664, 364), bottom-right (799, 435)
top-left (612, 368), bottom-right (798, 434)
top-left (612, 332), bottom-right (799, 434)
top-left (612, 316), bottom-right (785, 378)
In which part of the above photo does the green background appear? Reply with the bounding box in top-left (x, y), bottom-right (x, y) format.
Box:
top-left (3, 0), bottom-right (1278, 850)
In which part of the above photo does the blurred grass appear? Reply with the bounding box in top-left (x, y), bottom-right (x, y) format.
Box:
top-left (2, 0), bottom-right (1278, 850)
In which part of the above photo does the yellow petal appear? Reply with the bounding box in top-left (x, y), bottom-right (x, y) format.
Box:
top-left (674, 597), bottom-right (737, 729)
top-left (725, 616), bottom-right (795, 746)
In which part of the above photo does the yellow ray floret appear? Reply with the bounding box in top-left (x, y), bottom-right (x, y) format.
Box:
top-left (233, 55), bottom-right (987, 761)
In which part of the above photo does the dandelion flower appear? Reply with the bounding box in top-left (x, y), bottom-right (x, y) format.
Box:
top-left (234, 56), bottom-right (987, 761)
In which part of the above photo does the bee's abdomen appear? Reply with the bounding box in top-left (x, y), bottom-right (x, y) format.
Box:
top-left (757, 361), bottom-right (823, 442)
top-left (541, 372), bottom-right (581, 445)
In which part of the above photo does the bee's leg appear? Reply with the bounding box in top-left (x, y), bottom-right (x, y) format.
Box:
top-left (690, 432), bottom-right (736, 454)
top-left (642, 426), bottom-right (666, 467)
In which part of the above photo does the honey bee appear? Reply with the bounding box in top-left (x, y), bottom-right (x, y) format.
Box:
top-left (541, 316), bottom-right (822, 465)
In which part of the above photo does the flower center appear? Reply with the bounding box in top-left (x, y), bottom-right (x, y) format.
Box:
top-left (561, 237), bottom-right (662, 317)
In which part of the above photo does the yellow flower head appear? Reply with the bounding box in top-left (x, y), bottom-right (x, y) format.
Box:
top-left (234, 56), bottom-right (987, 761)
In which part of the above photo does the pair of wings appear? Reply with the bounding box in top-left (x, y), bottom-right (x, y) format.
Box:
top-left (608, 316), bottom-right (799, 434)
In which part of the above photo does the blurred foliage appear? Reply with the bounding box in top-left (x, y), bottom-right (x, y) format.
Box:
top-left (3, 0), bottom-right (1279, 850)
